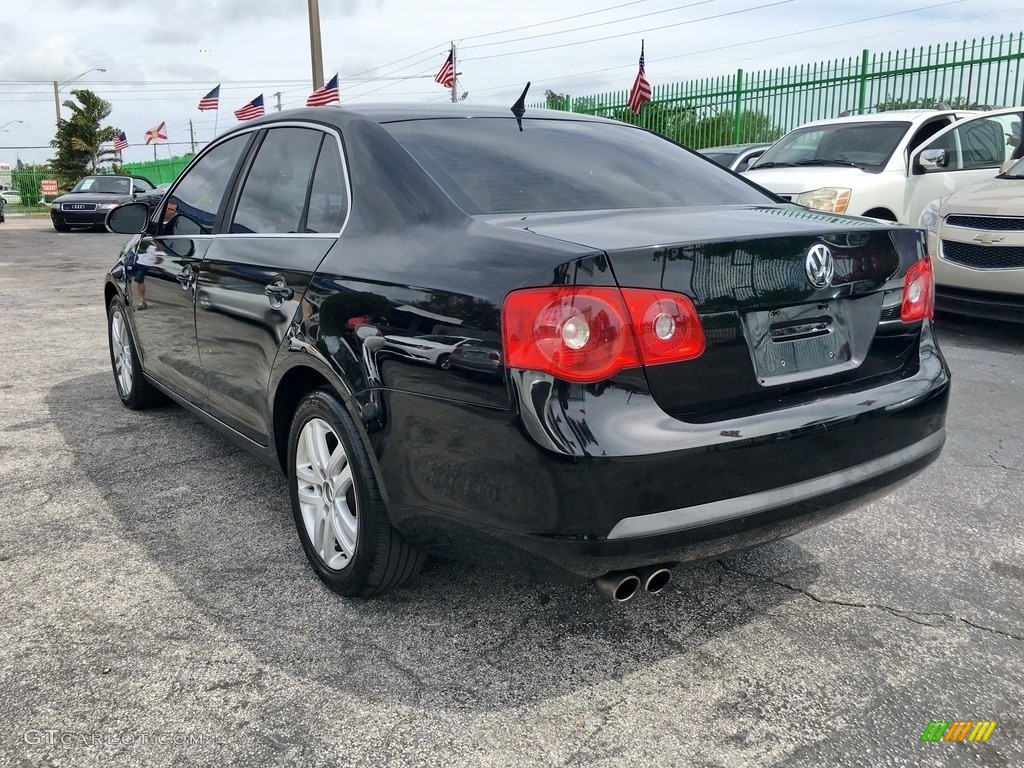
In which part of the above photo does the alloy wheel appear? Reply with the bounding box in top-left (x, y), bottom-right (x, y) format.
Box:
top-left (110, 309), bottom-right (134, 396)
top-left (295, 417), bottom-right (358, 571)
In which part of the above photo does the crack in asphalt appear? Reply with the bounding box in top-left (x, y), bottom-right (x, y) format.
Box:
top-left (716, 561), bottom-right (1024, 643)
top-left (560, 697), bottom-right (626, 767)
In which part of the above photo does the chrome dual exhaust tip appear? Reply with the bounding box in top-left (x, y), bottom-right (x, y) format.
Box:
top-left (593, 571), bottom-right (642, 603)
top-left (593, 565), bottom-right (673, 602)
top-left (635, 565), bottom-right (673, 594)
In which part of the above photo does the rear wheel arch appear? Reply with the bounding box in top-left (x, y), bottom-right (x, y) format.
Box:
top-left (271, 363), bottom-right (374, 480)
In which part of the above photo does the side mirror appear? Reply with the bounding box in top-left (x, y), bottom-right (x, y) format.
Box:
top-left (106, 202), bottom-right (150, 234)
top-left (915, 148), bottom-right (949, 173)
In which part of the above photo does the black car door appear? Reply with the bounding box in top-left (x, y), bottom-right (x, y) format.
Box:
top-left (196, 125), bottom-right (347, 444)
top-left (128, 134), bottom-right (251, 404)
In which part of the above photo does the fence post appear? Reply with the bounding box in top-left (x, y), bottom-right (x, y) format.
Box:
top-left (563, 93), bottom-right (572, 112)
top-left (732, 68), bottom-right (744, 143)
top-left (857, 48), bottom-right (870, 114)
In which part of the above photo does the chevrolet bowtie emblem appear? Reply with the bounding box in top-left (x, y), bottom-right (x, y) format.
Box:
top-left (973, 232), bottom-right (1006, 244)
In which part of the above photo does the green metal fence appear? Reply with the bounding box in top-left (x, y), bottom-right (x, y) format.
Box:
top-left (121, 155), bottom-right (193, 185)
top-left (1, 157), bottom-right (194, 215)
top-left (538, 33), bottom-right (1024, 149)
top-left (2, 171), bottom-right (55, 214)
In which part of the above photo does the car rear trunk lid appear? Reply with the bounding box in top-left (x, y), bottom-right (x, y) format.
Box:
top-left (505, 204), bottom-right (924, 419)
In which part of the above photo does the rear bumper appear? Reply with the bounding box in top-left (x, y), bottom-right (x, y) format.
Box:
top-left (377, 321), bottom-right (950, 582)
top-left (398, 438), bottom-right (941, 582)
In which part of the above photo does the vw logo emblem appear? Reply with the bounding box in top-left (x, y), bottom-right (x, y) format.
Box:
top-left (805, 244), bottom-right (835, 289)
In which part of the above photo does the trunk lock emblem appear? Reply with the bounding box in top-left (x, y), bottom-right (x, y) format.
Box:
top-left (805, 244), bottom-right (835, 289)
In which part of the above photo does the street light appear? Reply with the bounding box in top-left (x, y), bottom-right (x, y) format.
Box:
top-left (53, 68), bottom-right (107, 124)
top-left (0, 119), bottom-right (24, 132)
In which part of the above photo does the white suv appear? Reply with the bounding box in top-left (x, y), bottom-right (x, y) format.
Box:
top-left (743, 108), bottom-right (1024, 227)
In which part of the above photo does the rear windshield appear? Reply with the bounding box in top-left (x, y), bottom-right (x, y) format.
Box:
top-left (751, 121), bottom-right (911, 170)
top-left (384, 118), bottom-right (770, 214)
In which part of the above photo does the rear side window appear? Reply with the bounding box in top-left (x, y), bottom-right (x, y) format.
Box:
top-left (230, 127), bottom-right (322, 234)
top-left (159, 134), bottom-right (249, 236)
top-left (385, 118), bottom-right (769, 214)
top-left (304, 137), bottom-right (347, 233)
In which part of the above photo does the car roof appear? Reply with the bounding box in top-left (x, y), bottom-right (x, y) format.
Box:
top-left (793, 110), bottom-right (969, 129)
top-left (699, 142), bottom-right (772, 152)
top-left (235, 103), bottom-right (618, 128)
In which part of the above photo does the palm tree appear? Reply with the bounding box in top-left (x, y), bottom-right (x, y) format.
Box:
top-left (49, 89), bottom-right (120, 180)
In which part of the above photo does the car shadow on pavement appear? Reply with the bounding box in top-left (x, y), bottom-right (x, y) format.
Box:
top-left (46, 373), bottom-right (817, 710)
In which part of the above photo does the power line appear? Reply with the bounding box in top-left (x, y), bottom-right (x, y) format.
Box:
top-left (459, 0), bottom-right (651, 41)
top-left (461, 0), bottom-right (796, 62)
top-left (460, 1), bottom-right (716, 51)
top-left (468, 0), bottom-right (975, 94)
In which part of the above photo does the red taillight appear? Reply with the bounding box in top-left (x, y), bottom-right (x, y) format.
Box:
top-left (502, 286), bottom-right (705, 383)
top-left (900, 256), bottom-right (935, 323)
top-left (619, 289), bottom-right (705, 364)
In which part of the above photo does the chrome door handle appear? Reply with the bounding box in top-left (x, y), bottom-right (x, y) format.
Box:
top-left (176, 269), bottom-right (195, 289)
top-left (264, 283), bottom-right (294, 301)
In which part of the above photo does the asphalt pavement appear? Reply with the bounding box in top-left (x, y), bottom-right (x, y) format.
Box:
top-left (0, 217), bottom-right (1021, 767)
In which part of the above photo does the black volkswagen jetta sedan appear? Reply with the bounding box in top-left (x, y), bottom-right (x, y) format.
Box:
top-left (51, 174), bottom-right (156, 231)
top-left (103, 105), bottom-right (949, 601)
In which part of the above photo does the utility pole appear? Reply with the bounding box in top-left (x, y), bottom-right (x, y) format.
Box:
top-left (273, 92), bottom-right (283, 112)
top-left (451, 42), bottom-right (458, 104)
top-left (308, 0), bottom-right (325, 90)
top-left (53, 82), bottom-right (61, 125)
top-left (188, 119), bottom-right (196, 154)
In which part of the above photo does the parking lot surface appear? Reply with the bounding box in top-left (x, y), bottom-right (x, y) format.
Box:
top-left (1, 218), bottom-right (1021, 767)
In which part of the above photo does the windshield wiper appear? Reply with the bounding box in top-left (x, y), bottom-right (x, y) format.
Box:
top-left (747, 161), bottom-right (799, 169)
top-left (790, 158), bottom-right (865, 169)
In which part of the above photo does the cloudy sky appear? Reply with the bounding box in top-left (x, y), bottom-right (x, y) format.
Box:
top-left (1, 0), bottom-right (1020, 164)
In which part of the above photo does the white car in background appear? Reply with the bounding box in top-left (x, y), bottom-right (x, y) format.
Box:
top-left (920, 157), bottom-right (1024, 322)
top-left (744, 107), bottom-right (1024, 226)
top-left (382, 334), bottom-right (483, 369)
top-left (0, 189), bottom-right (22, 206)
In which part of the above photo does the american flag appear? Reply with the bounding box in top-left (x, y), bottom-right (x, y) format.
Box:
top-left (234, 94), bottom-right (265, 121)
top-left (113, 131), bottom-right (128, 152)
top-left (627, 41), bottom-right (652, 115)
top-left (198, 85), bottom-right (220, 111)
top-left (144, 121), bottom-right (167, 145)
top-left (307, 74), bottom-right (340, 107)
top-left (435, 48), bottom-right (455, 89)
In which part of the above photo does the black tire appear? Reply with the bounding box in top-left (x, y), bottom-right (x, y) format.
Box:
top-left (287, 389), bottom-right (425, 597)
top-left (53, 221), bottom-right (71, 232)
top-left (107, 297), bottom-right (167, 410)
top-left (437, 353), bottom-right (451, 370)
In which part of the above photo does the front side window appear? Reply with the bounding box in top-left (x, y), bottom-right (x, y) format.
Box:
top-left (752, 121), bottom-right (911, 170)
top-left (927, 113), bottom-right (1022, 171)
top-left (159, 134), bottom-right (249, 236)
top-left (230, 128), bottom-right (322, 234)
top-left (385, 118), bottom-right (769, 215)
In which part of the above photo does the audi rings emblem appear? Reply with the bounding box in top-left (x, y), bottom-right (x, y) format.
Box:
top-left (805, 243), bottom-right (835, 289)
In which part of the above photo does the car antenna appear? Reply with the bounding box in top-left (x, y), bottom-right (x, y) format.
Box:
top-left (511, 81), bottom-right (531, 132)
